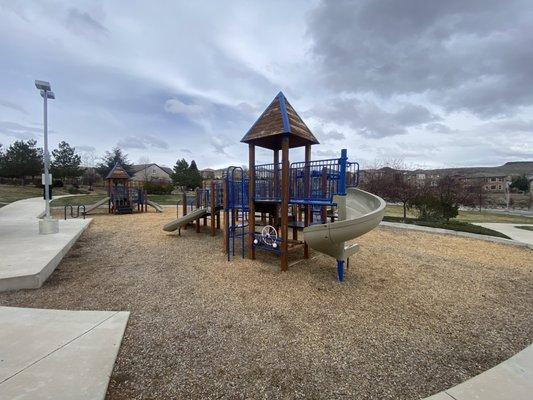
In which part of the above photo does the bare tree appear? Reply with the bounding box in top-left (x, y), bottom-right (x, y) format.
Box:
top-left (138, 156), bottom-right (151, 182)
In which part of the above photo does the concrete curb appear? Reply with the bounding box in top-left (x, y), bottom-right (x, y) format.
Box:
top-left (424, 343), bottom-right (533, 399)
top-left (380, 221), bottom-right (533, 250)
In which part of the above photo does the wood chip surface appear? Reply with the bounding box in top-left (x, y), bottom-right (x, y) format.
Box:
top-left (1, 208), bottom-right (532, 399)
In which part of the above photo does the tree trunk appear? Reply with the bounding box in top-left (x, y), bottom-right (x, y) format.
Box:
top-left (403, 202), bottom-right (407, 220)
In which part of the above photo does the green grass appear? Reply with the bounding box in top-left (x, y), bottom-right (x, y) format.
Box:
top-left (51, 193), bottom-right (183, 207)
top-left (0, 184), bottom-right (70, 203)
top-left (515, 225), bottom-right (533, 232)
top-left (51, 194), bottom-right (106, 207)
top-left (149, 194), bottom-right (183, 205)
top-left (383, 216), bottom-right (511, 239)
top-left (386, 204), bottom-right (533, 224)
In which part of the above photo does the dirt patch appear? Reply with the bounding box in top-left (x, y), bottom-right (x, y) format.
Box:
top-left (1, 209), bottom-right (532, 399)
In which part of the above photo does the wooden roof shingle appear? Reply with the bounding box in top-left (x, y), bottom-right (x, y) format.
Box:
top-left (241, 92), bottom-right (319, 150)
top-left (105, 163), bottom-right (131, 180)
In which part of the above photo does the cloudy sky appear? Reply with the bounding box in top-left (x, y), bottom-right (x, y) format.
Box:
top-left (1, 0), bottom-right (532, 170)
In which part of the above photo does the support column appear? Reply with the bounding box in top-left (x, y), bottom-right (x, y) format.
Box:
top-left (321, 167), bottom-right (328, 223)
top-left (210, 181), bottom-right (216, 236)
top-left (281, 136), bottom-right (289, 271)
top-left (196, 188), bottom-right (201, 233)
top-left (222, 179), bottom-right (228, 253)
top-left (182, 191), bottom-right (187, 229)
top-left (273, 150), bottom-right (280, 199)
top-left (304, 144), bottom-right (311, 258)
top-left (248, 144), bottom-right (256, 260)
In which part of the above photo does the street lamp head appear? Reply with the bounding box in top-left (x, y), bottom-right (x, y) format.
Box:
top-left (35, 80), bottom-right (51, 91)
top-left (40, 90), bottom-right (55, 99)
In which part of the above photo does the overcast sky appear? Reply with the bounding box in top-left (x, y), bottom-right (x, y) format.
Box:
top-left (1, 0), bottom-right (533, 170)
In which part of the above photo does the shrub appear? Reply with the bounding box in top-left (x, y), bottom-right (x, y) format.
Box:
top-left (53, 179), bottom-right (64, 188)
top-left (144, 182), bottom-right (173, 195)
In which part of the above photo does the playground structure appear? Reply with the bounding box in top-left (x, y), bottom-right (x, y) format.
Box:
top-left (164, 92), bottom-right (385, 280)
top-left (67, 163), bottom-right (164, 217)
top-left (163, 180), bottom-right (223, 235)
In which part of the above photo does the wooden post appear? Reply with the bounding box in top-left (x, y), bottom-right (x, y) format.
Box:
top-left (248, 144), bottom-right (256, 260)
top-left (304, 144), bottom-right (311, 258)
top-left (182, 191), bottom-right (188, 230)
top-left (222, 179), bottom-right (228, 252)
top-left (202, 183), bottom-right (208, 226)
top-left (196, 188), bottom-right (201, 233)
top-left (273, 150), bottom-right (280, 199)
top-left (210, 180), bottom-right (216, 236)
top-left (292, 205), bottom-right (297, 240)
top-left (281, 136), bottom-right (289, 271)
top-left (321, 167), bottom-right (327, 223)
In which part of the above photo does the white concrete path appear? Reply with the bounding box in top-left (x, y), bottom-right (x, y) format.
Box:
top-left (0, 306), bottom-right (129, 400)
top-left (425, 343), bottom-right (533, 400)
top-left (473, 222), bottom-right (533, 245)
top-left (380, 221), bottom-right (533, 249)
top-left (0, 196), bottom-right (91, 292)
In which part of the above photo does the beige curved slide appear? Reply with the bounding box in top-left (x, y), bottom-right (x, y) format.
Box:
top-left (163, 208), bottom-right (207, 232)
top-left (303, 187), bottom-right (386, 280)
top-left (146, 199), bottom-right (163, 212)
top-left (83, 196), bottom-right (110, 215)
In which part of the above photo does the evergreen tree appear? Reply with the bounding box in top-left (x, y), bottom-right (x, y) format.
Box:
top-left (171, 159), bottom-right (190, 189)
top-left (188, 160), bottom-right (203, 189)
top-left (50, 141), bottom-right (82, 181)
top-left (510, 174), bottom-right (530, 192)
top-left (2, 140), bottom-right (43, 184)
top-left (96, 147), bottom-right (134, 178)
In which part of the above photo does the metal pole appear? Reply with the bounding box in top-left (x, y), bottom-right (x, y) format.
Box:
top-left (43, 91), bottom-right (51, 219)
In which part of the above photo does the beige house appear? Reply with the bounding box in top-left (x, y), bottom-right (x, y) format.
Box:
top-left (200, 168), bottom-right (224, 180)
top-left (131, 164), bottom-right (172, 183)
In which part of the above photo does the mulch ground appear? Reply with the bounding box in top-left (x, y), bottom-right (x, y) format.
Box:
top-left (1, 208), bottom-right (532, 399)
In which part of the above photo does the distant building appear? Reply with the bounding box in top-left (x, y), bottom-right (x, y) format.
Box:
top-left (131, 164), bottom-right (172, 183)
top-left (200, 168), bottom-right (216, 180)
top-left (200, 168), bottom-right (224, 180)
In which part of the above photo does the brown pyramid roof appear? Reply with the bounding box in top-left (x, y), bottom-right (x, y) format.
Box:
top-left (105, 163), bottom-right (131, 180)
top-left (241, 92), bottom-right (319, 150)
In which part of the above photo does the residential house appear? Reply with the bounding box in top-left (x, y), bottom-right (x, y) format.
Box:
top-left (131, 164), bottom-right (172, 183)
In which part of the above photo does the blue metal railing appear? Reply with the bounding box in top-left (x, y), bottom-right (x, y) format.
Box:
top-left (234, 149), bottom-right (359, 206)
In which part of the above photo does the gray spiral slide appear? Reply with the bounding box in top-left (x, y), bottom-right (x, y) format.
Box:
top-left (303, 187), bottom-right (386, 281)
top-left (163, 208), bottom-right (207, 232)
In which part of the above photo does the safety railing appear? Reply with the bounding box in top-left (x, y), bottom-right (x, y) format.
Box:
top-left (254, 162), bottom-right (281, 201)
top-left (254, 150), bottom-right (359, 205)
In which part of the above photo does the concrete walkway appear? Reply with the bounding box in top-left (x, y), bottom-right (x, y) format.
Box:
top-left (380, 221), bottom-right (533, 249)
top-left (425, 343), bottom-right (533, 399)
top-left (0, 306), bottom-right (129, 400)
top-left (473, 223), bottom-right (533, 245)
top-left (0, 196), bottom-right (91, 292)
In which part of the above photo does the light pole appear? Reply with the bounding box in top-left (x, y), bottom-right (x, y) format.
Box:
top-left (35, 80), bottom-right (58, 234)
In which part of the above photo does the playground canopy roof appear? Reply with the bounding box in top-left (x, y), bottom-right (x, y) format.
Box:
top-left (105, 163), bottom-right (131, 180)
top-left (241, 92), bottom-right (319, 150)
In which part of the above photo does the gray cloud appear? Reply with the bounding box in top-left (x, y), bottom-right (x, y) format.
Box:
top-left (308, 0), bottom-right (533, 117)
top-left (65, 8), bottom-right (109, 37)
top-left (0, 100), bottom-right (27, 114)
top-left (0, 121), bottom-right (40, 140)
top-left (117, 134), bottom-right (169, 150)
top-left (76, 145), bottom-right (96, 152)
top-left (310, 98), bottom-right (440, 138)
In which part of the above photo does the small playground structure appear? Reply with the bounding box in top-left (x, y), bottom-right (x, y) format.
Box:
top-left (163, 92), bottom-right (386, 280)
top-left (64, 163), bottom-right (163, 217)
